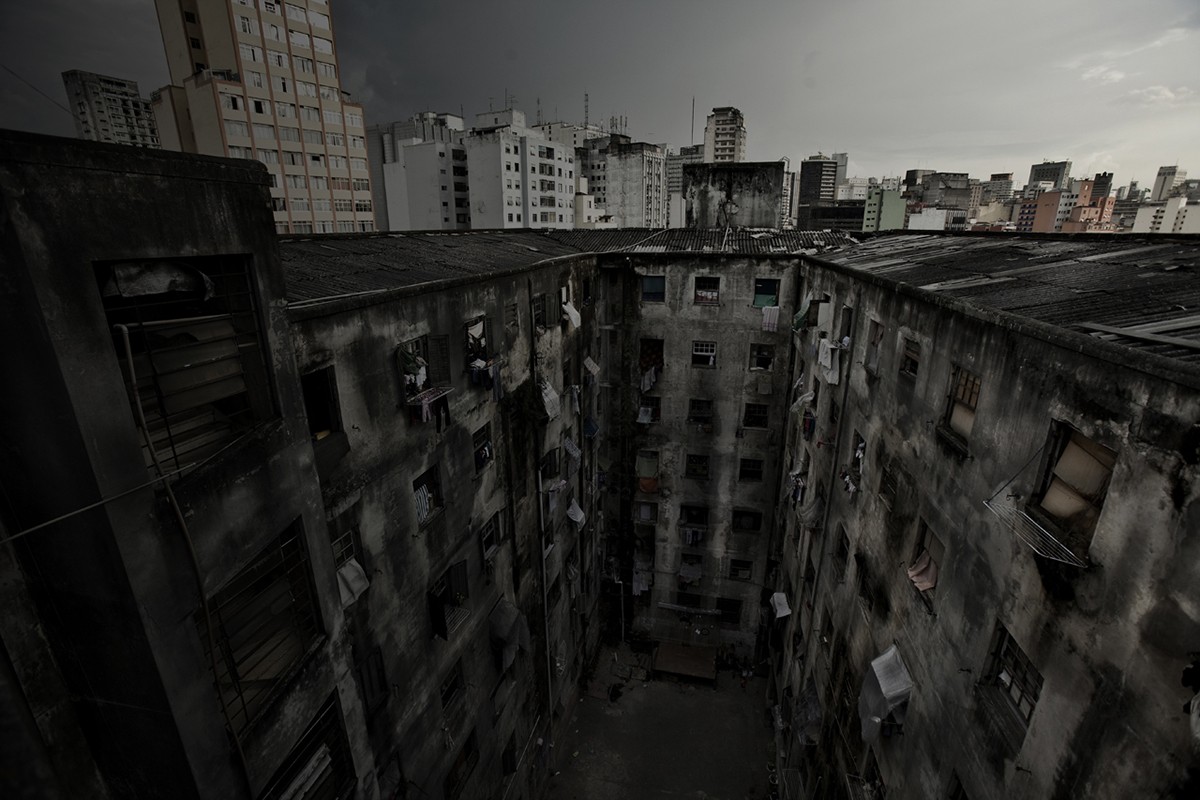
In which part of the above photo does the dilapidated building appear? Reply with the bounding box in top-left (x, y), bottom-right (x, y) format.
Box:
top-left (3, 131), bottom-right (1197, 800)
top-left (767, 235), bottom-right (1200, 800)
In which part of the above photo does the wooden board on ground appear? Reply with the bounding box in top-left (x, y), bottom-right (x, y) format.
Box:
top-left (653, 643), bottom-right (717, 682)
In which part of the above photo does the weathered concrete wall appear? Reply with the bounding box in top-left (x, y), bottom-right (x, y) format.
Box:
top-left (600, 254), bottom-right (800, 659)
top-left (684, 162), bottom-right (785, 228)
top-left (0, 131), bottom-right (367, 799)
top-left (288, 253), bottom-right (606, 800)
top-left (770, 255), bottom-right (1200, 799)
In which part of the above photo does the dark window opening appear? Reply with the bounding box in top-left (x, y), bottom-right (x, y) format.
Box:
top-left (685, 453), bottom-right (710, 479)
top-left (302, 365), bottom-right (348, 477)
top-left (691, 340), bottom-right (717, 367)
top-left (640, 338), bottom-right (665, 372)
top-left (753, 278), bottom-right (780, 307)
top-left (715, 597), bottom-right (742, 624)
top-left (732, 509), bottom-right (763, 532)
top-left (98, 256), bottom-right (274, 479)
top-left (743, 403), bottom-right (769, 428)
top-left (729, 559), bottom-right (753, 580)
top-left (739, 458), bottom-right (764, 481)
top-left (694, 276), bottom-right (720, 305)
top-left (473, 423), bottom-right (493, 472)
top-left (428, 560), bottom-right (470, 640)
top-left (443, 729), bottom-right (479, 800)
top-left (900, 338), bottom-right (921, 377)
top-left (413, 466), bottom-right (443, 526)
top-left (687, 398), bottom-right (714, 424)
top-left (464, 315), bottom-right (493, 369)
top-left (641, 275), bottom-right (666, 302)
top-left (749, 343), bottom-right (774, 371)
top-left (258, 695), bottom-right (355, 800)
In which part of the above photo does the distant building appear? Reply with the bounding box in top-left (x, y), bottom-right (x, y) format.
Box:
top-left (1151, 165), bottom-right (1188, 202)
top-left (904, 169), bottom-right (933, 190)
top-left (836, 177), bottom-right (871, 202)
top-left (878, 176), bottom-right (902, 192)
top-left (1092, 171), bottom-right (1114, 199)
top-left (151, 0), bottom-right (375, 234)
top-left (862, 189), bottom-right (905, 232)
top-left (795, 201), bottom-right (866, 232)
top-left (606, 141), bottom-right (668, 227)
top-left (1132, 197), bottom-right (1200, 233)
top-left (667, 144), bottom-right (705, 228)
top-left (367, 113), bottom-right (467, 230)
top-left (906, 206), bottom-right (968, 231)
top-left (537, 121), bottom-right (610, 148)
top-left (982, 173), bottom-right (1014, 203)
top-left (702, 107), bottom-right (747, 162)
top-left (682, 161), bottom-right (786, 228)
top-left (1027, 160), bottom-right (1072, 191)
top-left (61, 69), bottom-right (159, 148)
top-left (799, 154), bottom-right (840, 203)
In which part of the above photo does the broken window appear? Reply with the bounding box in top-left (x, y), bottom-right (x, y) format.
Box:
top-left (428, 560), bottom-right (470, 640)
top-left (728, 559), bottom-right (753, 580)
top-left (198, 521), bottom-right (320, 735)
top-left (1031, 424), bottom-right (1116, 543)
top-left (739, 458), bottom-right (764, 482)
top-left (742, 402), bottom-right (769, 428)
top-left (413, 466), bottom-right (443, 526)
top-left (641, 275), bottom-right (665, 302)
top-left (694, 276), bottom-right (720, 305)
top-left (945, 366), bottom-right (982, 439)
top-left (749, 343), bottom-right (775, 371)
top-left (732, 509), bottom-right (763, 532)
top-left (463, 315), bottom-right (493, 369)
top-left (900, 338), bottom-right (921, 377)
top-left (257, 695), bottom-right (355, 799)
top-left (983, 624), bottom-right (1042, 732)
top-left (753, 278), bottom-right (780, 308)
top-left (691, 340), bottom-right (717, 367)
top-left (98, 256), bottom-right (274, 478)
top-left (685, 453), bottom-right (710, 479)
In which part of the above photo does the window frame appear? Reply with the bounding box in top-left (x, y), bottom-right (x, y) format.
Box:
top-left (691, 340), bottom-right (717, 368)
top-left (684, 453), bottom-right (711, 480)
top-left (748, 343), bottom-right (775, 371)
top-left (738, 458), bottom-right (764, 482)
top-left (742, 402), bottom-right (769, 429)
top-left (752, 278), bottom-right (781, 308)
top-left (983, 624), bottom-right (1042, 729)
top-left (641, 275), bottom-right (666, 302)
top-left (694, 276), bottom-right (720, 305)
top-left (945, 365), bottom-right (982, 439)
top-left (900, 337), bottom-right (921, 377)
top-left (413, 466), bottom-right (444, 527)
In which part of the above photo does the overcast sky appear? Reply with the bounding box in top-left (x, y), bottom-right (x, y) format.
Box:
top-left (2, 0), bottom-right (1197, 188)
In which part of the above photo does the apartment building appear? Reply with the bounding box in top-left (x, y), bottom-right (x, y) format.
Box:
top-left (702, 107), bottom-right (747, 163)
top-left (151, 0), bottom-right (375, 234)
top-left (604, 141), bottom-right (668, 228)
top-left (61, 69), bottom-right (161, 147)
top-left (766, 235), bottom-right (1199, 800)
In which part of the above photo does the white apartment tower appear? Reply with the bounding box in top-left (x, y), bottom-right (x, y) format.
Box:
top-left (151, 0), bottom-right (375, 234)
top-left (702, 107), bottom-right (746, 163)
top-left (1151, 165), bottom-right (1188, 202)
top-left (62, 70), bottom-right (161, 148)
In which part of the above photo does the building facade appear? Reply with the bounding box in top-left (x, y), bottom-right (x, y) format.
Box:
top-left (61, 69), bottom-right (160, 147)
top-left (799, 154), bottom-right (840, 204)
top-left (1026, 160), bottom-right (1072, 191)
top-left (862, 188), bottom-right (904, 232)
top-left (1152, 165), bottom-right (1188, 202)
top-left (681, 161), bottom-right (787, 228)
top-left (702, 107), bottom-right (747, 163)
top-left (151, 0), bottom-right (375, 234)
top-left (605, 141), bottom-right (668, 228)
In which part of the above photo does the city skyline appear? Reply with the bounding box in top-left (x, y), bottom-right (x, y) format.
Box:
top-left (0, 0), bottom-right (1197, 188)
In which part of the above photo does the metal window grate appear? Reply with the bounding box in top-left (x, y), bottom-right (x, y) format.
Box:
top-left (99, 257), bottom-right (272, 479)
top-left (983, 499), bottom-right (1087, 567)
top-left (259, 695), bottom-right (355, 800)
top-left (200, 523), bottom-right (320, 736)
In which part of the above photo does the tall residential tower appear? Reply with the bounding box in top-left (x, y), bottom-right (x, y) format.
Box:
top-left (702, 107), bottom-right (747, 163)
top-left (61, 70), bottom-right (160, 148)
top-left (151, 0), bottom-right (375, 234)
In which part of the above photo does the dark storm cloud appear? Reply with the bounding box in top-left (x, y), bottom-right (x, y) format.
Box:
top-left (1, 0), bottom-right (1197, 186)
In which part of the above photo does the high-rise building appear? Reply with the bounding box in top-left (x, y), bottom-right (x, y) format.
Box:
top-left (832, 152), bottom-right (848, 189)
top-left (606, 140), bottom-right (668, 227)
top-left (1027, 160), bottom-right (1072, 191)
top-left (667, 144), bottom-right (705, 228)
top-left (702, 107), bottom-right (747, 163)
top-left (366, 113), bottom-right (466, 230)
top-left (151, 0), bottom-right (375, 234)
top-left (862, 188), bottom-right (905, 232)
top-left (61, 70), bottom-right (160, 148)
top-left (1151, 165), bottom-right (1188, 202)
top-left (982, 172), bottom-right (1014, 203)
top-left (1092, 171), bottom-right (1114, 199)
top-left (799, 154), bottom-right (840, 203)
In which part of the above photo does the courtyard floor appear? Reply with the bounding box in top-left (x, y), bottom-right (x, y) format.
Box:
top-left (546, 645), bottom-right (775, 800)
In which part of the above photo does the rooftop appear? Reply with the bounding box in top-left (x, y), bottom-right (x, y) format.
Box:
top-left (821, 233), bottom-right (1200, 369)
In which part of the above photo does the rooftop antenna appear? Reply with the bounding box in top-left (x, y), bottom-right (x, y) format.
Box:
top-left (488, 96), bottom-right (494, 111)
top-left (536, 97), bottom-right (542, 126)
top-left (691, 96), bottom-right (695, 146)
top-left (584, 92), bottom-right (589, 129)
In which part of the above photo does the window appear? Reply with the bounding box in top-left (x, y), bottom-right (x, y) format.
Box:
top-left (300, 365), bottom-right (346, 474)
top-left (294, 55), bottom-right (314, 74)
top-left (732, 509), bottom-right (763, 532)
top-left (641, 275), bottom-right (666, 302)
top-left (728, 559), bottom-right (753, 580)
top-left (267, 49), bottom-right (288, 68)
top-left (440, 659), bottom-right (465, 710)
top-left (225, 119), bottom-right (250, 138)
top-left (258, 696), bottom-right (355, 800)
top-left (190, 36), bottom-right (202, 49)
top-left (413, 466), bottom-right (443, 526)
top-left (473, 423), bottom-right (493, 473)
top-left (463, 315), bottom-right (491, 369)
top-left (220, 93), bottom-right (243, 111)
top-left (285, 3), bottom-right (306, 21)
top-left (715, 597), bottom-right (743, 625)
top-left (634, 501), bottom-right (658, 524)
top-left (833, 526), bottom-right (850, 579)
top-left (878, 465), bottom-right (898, 509)
top-left (749, 343), bottom-right (774, 371)
top-left (900, 338), bottom-right (920, 377)
top-left (532, 294), bottom-right (547, 327)
top-left (327, 506), bottom-right (362, 573)
top-left (908, 519), bottom-right (945, 604)
top-left (865, 320), bottom-right (884, 372)
top-left (539, 448), bottom-right (560, 482)
top-left (428, 560), bottom-right (469, 639)
top-left (938, 366), bottom-right (981, 445)
top-left (675, 591), bottom-right (703, 608)
top-left (1031, 424), bottom-right (1116, 543)
top-left (739, 458), bottom-right (764, 482)
top-left (479, 512), bottom-right (500, 559)
top-left (97, 257), bottom-right (273, 477)
top-left (694, 276), bottom-right (720, 305)
top-left (691, 340), bottom-right (717, 367)
top-left (685, 454), bottom-right (710, 479)
top-left (289, 30), bottom-right (310, 48)
top-left (313, 37), bottom-right (334, 54)
top-left (197, 522), bottom-right (320, 735)
top-left (742, 403), bottom-right (768, 429)
top-left (753, 278), bottom-right (780, 307)
top-left (983, 624), bottom-right (1042, 730)
top-left (640, 338), bottom-right (664, 372)
top-left (948, 774), bottom-right (972, 800)
top-left (687, 398), bottom-right (714, 425)
top-left (638, 395), bottom-right (661, 423)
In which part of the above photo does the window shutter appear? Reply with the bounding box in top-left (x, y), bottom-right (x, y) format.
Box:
top-left (428, 591), bottom-right (448, 640)
top-left (428, 334), bottom-right (451, 386)
top-left (449, 559), bottom-right (470, 600)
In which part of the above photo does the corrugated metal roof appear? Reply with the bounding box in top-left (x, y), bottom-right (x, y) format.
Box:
top-left (823, 234), bottom-right (1200, 367)
top-left (281, 228), bottom-right (858, 304)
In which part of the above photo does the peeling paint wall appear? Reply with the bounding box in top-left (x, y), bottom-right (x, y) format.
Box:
top-left (683, 162), bottom-right (786, 229)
